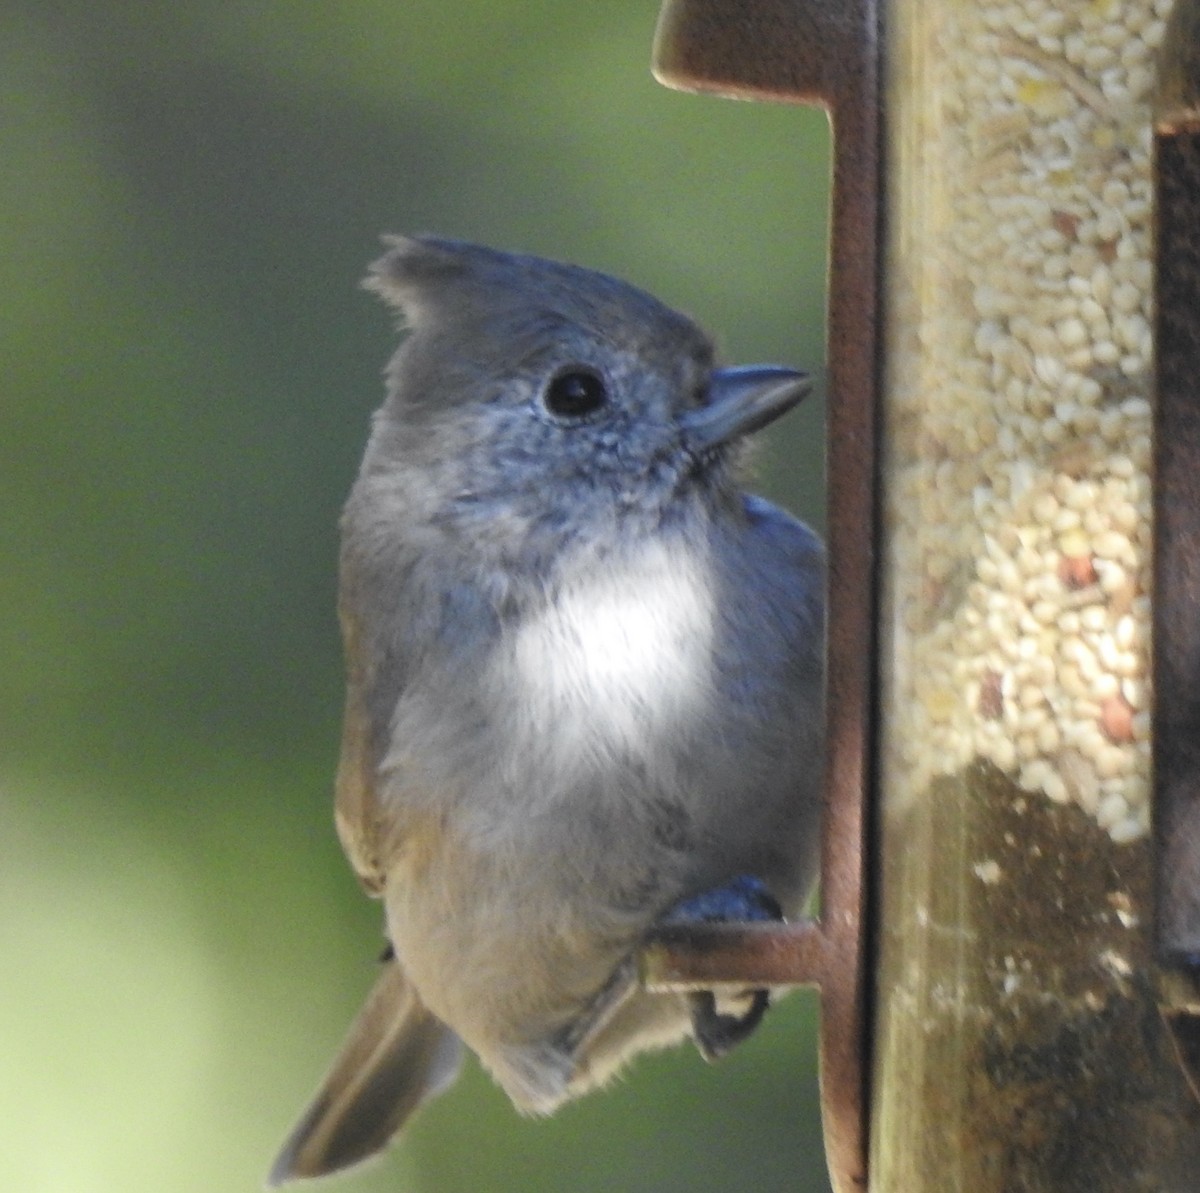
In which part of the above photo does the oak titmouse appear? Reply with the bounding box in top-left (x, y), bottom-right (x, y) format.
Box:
top-left (270, 236), bottom-right (824, 1183)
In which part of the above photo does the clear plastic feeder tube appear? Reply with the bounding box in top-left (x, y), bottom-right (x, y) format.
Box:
top-left (872, 0), bottom-right (1200, 1187)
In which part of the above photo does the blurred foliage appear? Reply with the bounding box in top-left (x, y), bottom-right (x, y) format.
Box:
top-left (1, 2), bottom-right (832, 1191)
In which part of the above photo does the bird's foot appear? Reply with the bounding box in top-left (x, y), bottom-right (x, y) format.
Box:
top-left (660, 875), bottom-right (783, 1062)
top-left (661, 874), bottom-right (782, 926)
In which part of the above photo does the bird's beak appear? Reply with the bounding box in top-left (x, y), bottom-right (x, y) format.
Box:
top-left (679, 366), bottom-right (813, 453)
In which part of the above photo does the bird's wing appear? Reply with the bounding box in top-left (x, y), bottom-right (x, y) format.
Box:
top-left (332, 514), bottom-right (423, 895)
top-left (334, 626), bottom-right (388, 895)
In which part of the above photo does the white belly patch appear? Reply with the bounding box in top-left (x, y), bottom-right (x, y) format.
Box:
top-left (505, 538), bottom-right (717, 764)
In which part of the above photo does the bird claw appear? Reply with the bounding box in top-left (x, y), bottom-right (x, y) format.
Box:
top-left (658, 875), bottom-right (783, 1061)
top-left (688, 988), bottom-right (771, 1061)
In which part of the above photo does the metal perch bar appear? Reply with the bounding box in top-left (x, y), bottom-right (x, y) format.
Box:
top-left (651, 6), bottom-right (880, 1190)
top-left (639, 918), bottom-right (826, 994)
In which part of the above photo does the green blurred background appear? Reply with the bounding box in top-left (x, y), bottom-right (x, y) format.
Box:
top-left (1, 2), bottom-right (832, 1190)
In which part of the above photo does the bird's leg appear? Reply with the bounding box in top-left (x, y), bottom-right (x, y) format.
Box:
top-left (552, 956), bottom-right (640, 1062)
top-left (658, 875), bottom-right (783, 1061)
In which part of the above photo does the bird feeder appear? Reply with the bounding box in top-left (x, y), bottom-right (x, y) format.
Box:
top-left (643, 0), bottom-right (1200, 1189)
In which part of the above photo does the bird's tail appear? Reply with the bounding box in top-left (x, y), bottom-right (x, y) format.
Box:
top-left (269, 958), bottom-right (462, 1185)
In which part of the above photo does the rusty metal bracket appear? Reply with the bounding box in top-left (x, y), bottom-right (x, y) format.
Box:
top-left (1154, 0), bottom-right (1200, 1101)
top-left (643, 4), bottom-right (882, 1192)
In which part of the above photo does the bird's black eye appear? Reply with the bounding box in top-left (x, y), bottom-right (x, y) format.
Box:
top-left (542, 368), bottom-right (608, 420)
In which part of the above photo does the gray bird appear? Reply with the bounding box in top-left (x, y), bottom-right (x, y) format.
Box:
top-left (270, 236), bottom-right (824, 1183)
